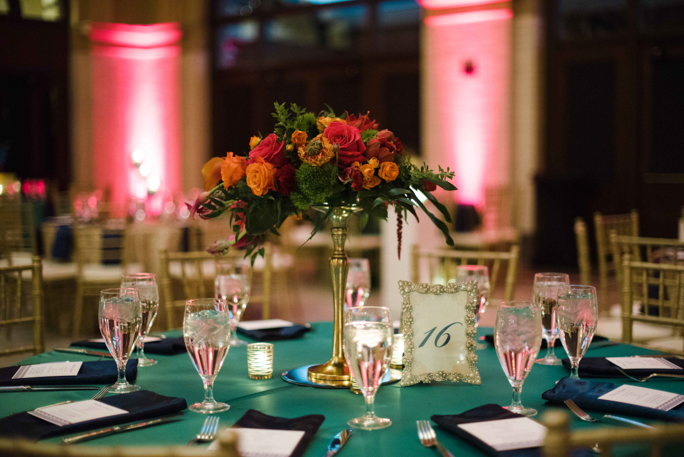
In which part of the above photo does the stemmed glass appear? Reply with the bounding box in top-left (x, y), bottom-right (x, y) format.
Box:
top-left (557, 285), bottom-right (598, 380)
top-left (455, 265), bottom-right (490, 349)
top-left (99, 288), bottom-right (142, 394)
top-left (121, 273), bottom-right (159, 367)
top-left (346, 258), bottom-right (371, 310)
top-left (533, 273), bottom-right (570, 366)
top-left (344, 306), bottom-right (393, 430)
top-left (215, 258), bottom-right (252, 347)
top-left (184, 298), bottom-right (232, 413)
top-left (494, 301), bottom-right (542, 417)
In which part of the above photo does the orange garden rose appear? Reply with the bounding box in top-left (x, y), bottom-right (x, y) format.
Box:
top-left (249, 136), bottom-right (261, 150)
top-left (368, 158), bottom-right (380, 169)
top-left (378, 162), bottom-right (399, 182)
top-left (220, 152), bottom-right (248, 189)
top-left (298, 134), bottom-right (334, 166)
top-left (291, 130), bottom-right (308, 146)
top-left (245, 157), bottom-right (276, 196)
top-left (316, 116), bottom-right (344, 132)
top-left (201, 157), bottom-right (224, 191)
top-left (355, 161), bottom-right (381, 189)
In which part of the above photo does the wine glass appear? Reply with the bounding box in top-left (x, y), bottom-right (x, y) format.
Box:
top-left (455, 265), bottom-right (490, 349)
top-left (215, 258), bottom-right (252, 347)
top-left (533, 272), bottom-right (570, 366)
top-left (494, 301), bottom-right (542, 417)
top-left (184, 298), bottom-right (232, 413)
top-left (121, 273), bottom-right (159, 367)
top-left (343, 306), bottom-right (393, 430)
top-left (99, 288), bottom-right (142, 394)
top-left (557, 285), bottom-right (598, 380)
top-left (346, 258), bottom-right (371, 310)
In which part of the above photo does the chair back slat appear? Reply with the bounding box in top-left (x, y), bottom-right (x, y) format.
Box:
top-left (0, 200), bottom-right (37, 264)
top-left (574, 218), bottom-right (591, 286)
top-left (595, 210), bottom-right (639, 306)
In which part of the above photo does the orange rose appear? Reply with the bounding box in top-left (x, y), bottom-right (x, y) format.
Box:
top-left (363, 175), bottom-right (382, 190)
top-left (201, 157), bottom-right (224, 191)
top-left (291, 130), bottom-right (308, 146)
top-left (378, 162), bottom-right (399, 182)
top-left (220, 152), bottom-right (248, 189)
top-left (368, 157), bottom-right (380, 169)
top-left (245, 157), bottom-right (276, 196)
top-left (249, 136), bottom-right (261, 150)
top-left (358, 163), bottom-right (376, 181)
top-left (316, 116), bottom-right (344, 132)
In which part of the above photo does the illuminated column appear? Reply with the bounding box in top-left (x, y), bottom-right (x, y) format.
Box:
top-left (89, 23), bottom-right (182, 209)
top-left (420, 1), bottom-right (512, 208)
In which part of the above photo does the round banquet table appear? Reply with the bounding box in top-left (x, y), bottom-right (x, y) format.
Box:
top-left (3, 323), bottom-right (679, 456)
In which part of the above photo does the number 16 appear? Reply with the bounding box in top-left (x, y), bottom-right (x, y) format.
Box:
top-left (418, 322), bottom-right (463, 348)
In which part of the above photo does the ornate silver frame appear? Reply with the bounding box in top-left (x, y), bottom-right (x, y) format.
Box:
top-left (399, 280), bottom-right (481, 386)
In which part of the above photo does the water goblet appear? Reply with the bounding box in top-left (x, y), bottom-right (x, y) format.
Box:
top-left (494, 301), bottom-right (542, 417)
top-left (121, 273), bottom-right (159, 367)
top-left (99, 288), bottom-right (143, 394)
top-left (346, 258), bottom-right (371, 309)
top-left (533, 272), bottom-right (570, 366)
top-left (557, 285), bottom-right (598, 379)
top-left (184, 298), bottom-right (232, 413)
top-left (456, 265), bottom-right (490, 349)
top-left (215, 258), bottom-right (252, 347)
top-left (343, 306), bottom-right (393, 430)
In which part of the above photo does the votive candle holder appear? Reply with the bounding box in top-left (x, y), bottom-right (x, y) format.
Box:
top-left (247, 343), bottom-right (274, 380)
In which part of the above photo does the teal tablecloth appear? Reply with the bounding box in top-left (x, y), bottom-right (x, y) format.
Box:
top-left (2, 323), bottom-right (679, 455)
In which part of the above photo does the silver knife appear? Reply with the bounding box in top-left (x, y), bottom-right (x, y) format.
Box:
top-left (602, 415), bottom-right (653, 429)
top-left (62, 415), bottom-right (183, 444)
top-left (323, 428), bottom-right (353, 457)
top-left (55, 347), bottom-right (112, 357)
top-left (0, 385), bottom-right (100, 392)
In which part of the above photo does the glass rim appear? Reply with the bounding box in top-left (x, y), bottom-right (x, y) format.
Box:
top-left (534, 272), bottom-right (569, 280)
top-left (558, 284), bottom-right (596, 291)
top-left (100, 287), bottom-right (139, 295)
top-left (185, 298), bottom-right (226, 306)
top-left (456, 265), bottom-right (489, 272)
top-left (346, 306), bottom-right (390, 312)
top-left (498, 300), bottom-right (536, 309)
top-left (122, 273), bottom-right (156, 280)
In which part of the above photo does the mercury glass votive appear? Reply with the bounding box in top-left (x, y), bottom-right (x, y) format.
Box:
top-left (390, 333), bottom-right (404, 369)
top-left (349, 372), bottom-right (362, 395)
top-left (247, 343), bottom-right (274, 380)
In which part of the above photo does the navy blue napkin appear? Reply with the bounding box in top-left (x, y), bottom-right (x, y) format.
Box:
top-left (431, 404), bottom-right (593, 457)
top-left (483, 335), bottom-right (608, 349)
top-left (71, 338), bottom-right (186, 355)
top-left (0, 390), bottom-right (186, 440)
top-left (237, 324), bottom-right (311, 341)
top-left (562, 357), bottom-right (684, 378)
top-left (0, 360), bottom-right (137, 387)
top-left (542, 377), bottom-right (684, 423)
top-left (234, 409), bottom-right (324, 457)
top-left (51, 225), bottom-right (72, 261)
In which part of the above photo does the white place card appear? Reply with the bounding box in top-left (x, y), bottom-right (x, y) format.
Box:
top-left (607, 357), bottom-right (681, 370)
top-left (458, 417), bottom-right (547, 452)
top-left (238, 319), bottom-right (294, 331)
top-left (28, 400), bottom-right (128, 427)
top-left (599, 385), bottom-right (684, 411)
top-left (88, 336), bottom-right (162, 344)
top-left (12, 362), bottom-right (83, 379)
top-left (207, 428), bottom-right (304, 457)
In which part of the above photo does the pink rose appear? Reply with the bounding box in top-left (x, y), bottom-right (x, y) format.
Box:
top-left (248, 133), bottom-right (288, 167)
top-left (324, 121), bottom-right (366, 168)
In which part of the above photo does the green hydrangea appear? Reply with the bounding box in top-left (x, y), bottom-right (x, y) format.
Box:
top-left (294, 163), bottom-right (339, 207)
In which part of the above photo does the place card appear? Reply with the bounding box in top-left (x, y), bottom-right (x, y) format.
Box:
top-left (12, 361), bottom-right (82, 379)
top-left (28, 400), bottom-right (128, 426)
top-left (238, 319), bottom-right (294, 331)
top-left (208, 428), bottom-right (305, 457)
top-left (599, 385), bottom-right (684, 411)
top-left (88, 336), bottom-right (162, 343)
top-left (458, 417), bottom-right (547, 452)
top-left (607, 357), bottom-right (681, 370)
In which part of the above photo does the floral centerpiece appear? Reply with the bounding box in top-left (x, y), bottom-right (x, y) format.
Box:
top-left (190, 103), bottom-right (457, 260)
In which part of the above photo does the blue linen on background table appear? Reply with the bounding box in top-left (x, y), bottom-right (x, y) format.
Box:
top-left (484, 334), bottom-right (609, 349)
top-left (0, 360), bottom-right (137, 386)
top-left (236, 324), bottom-right (311, 341)
top-left (51, 225), bottom-right (72, 261)
top-left (561, 357), bottom-right (684, 378)
top-left (0, 390), bottom-right (186, 440)
top-left (71, 338), bottom-right (186, 355)
top-left (542, 377), bottom-right (684, 422)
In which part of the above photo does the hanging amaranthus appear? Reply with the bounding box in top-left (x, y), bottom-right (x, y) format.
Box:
top-left (396, 207), bottom-right (403, 260)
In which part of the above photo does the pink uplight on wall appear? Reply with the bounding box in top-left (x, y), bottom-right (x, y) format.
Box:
top-left (90, 23), bottom-right (182, 211)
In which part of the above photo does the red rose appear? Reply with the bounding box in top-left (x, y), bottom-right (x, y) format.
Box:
top-left (345, 111), bottom-right (379, 132)
top-left (423, 179), bottom-right (437, 192)
top-left (365, 137), bottom-right (397, 163)
top-left (248, 133), bottom-right (288, 167)
top-left (340, 166), bottom-right (364, 191)
top-left (324, 122), bottom-right (366, 168)
top-left (377, 129), bottom-right (395, 142)
top-left (394, 136), bottom-right (403, 154)
top-left (275, 163), bottom-right (296, 196)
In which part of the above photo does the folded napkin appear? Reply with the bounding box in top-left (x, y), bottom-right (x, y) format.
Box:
top-left (0, 360), bottom-right (137, 387)
top-left (236, 325), bottom-right (311, 341)
top-left (483, 334), bottom-right (608, 349)
top-left (542, 377), bottom-right (684, 423)
top-left (51, 225), bottom-right (72, 261)
top-left (71, 337), bottom-right (186, 355)
top-left (431, 404), bottom-right (593, 457)
top-left (233, 409), bottom-right (324, 457)
top-left (0, 390), bottom-right (186, 440)
top-left (562, 357), bottom-right (684, 378)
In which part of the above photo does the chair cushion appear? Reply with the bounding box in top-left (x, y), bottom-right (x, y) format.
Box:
top-left (82, 263), bottom-right (143, 282)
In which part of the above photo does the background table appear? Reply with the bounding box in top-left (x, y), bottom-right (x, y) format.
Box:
top-left (3, 323), bottom-right (679, 456)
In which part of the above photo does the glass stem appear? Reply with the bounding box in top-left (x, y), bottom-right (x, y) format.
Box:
top-left (545, 337), bottom-right (557, 360)
top-left (117, 360), bottom-right (127, 385)
top-left (137, 336), bottom-right (145, 360)
top-left (511, 385), bottom-right (523, 409)
top-left (571, 363), bottom-right (580, 379)
top-left (203, 378), bottom-right (215, 404)
top-left (364, 393), bottom-right (376, 418)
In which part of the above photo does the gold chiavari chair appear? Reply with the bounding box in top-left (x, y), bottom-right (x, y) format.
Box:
top-left (0, 428), bottom-right (240, 457)
top-left (159, 246), bottom-right (272, 330)
top-left (411, 245), bottom-right (519, 301)
top-left (574, 218), bottom-right (591, 287)
top-left (542, 410), bottom-right (684, 457)
top-left (0, 257), bottom-right (44, 356)
top-left (594, 210), bottom-right (639, 307)
top-left (0, 199), bottom-right (37, 265)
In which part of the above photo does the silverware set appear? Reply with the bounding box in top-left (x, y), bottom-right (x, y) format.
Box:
top-left (15, 385), bottom-right (110, 415)
top-left (564, 399), bottom-right (652, 428)
top-left (187, 415), bottom-right (220, 446)
top-left (616, 367), bottom-right (684, 382)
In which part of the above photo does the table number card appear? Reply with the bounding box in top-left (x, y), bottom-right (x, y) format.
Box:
top-left (399, 280), bottom-right (481, 386)
top-left (12, 362), bottom-right (82, 379)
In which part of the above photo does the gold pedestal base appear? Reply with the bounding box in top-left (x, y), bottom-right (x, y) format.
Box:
top-left (307, 358), bottom-right (351, 387)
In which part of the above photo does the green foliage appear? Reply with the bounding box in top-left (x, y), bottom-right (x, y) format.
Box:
top-left (360, 129), bottom-right (378, 144)
top-left (289, 191), bottom-right (311, 211)
top-left (295, 162), bottom-right (339, 205)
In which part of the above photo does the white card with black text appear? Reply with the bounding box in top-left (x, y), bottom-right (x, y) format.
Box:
top-left (606, 357), bottom-right (681, 370)
top-left (207, 428), bottom-right (304, 457)
top-left (599, 385), bottom-right (684, 411)
top-left (12, 362), bottom-right (83, 379)
top-left (28, 400), bottom-right (127, 426)
top-left (458, 417), bottom-right (547, 451)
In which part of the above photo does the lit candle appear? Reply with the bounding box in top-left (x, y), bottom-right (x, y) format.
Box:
top-left (391, 333), bottom-right (404, 369)
top-left (247, 343), bottom-right (274, 380)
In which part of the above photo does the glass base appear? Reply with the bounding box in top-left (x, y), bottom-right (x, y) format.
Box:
top-left (109, 382), bottom-right (141, 394)
top-left (137, 356), bottom-right (157, 367)
top-left (535, 356), bottom-right (563, 366)
top-left (348, 414), bottom-right (392, 430)
top-left (189, 401), bottom-right (230, 414)
top-left (503, 405), bottom-right (537, 417)
top-left (230, 338), bottom-right (248, 347)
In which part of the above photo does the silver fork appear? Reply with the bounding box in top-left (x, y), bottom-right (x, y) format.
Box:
top-left (564, 399), bottom-right (652, 428)
top-left (616, 367), bottom-right (684, 382)
top-left (416, 420), bottom-right (454, 457)
top-left (187, 416), bottom-right (220, 446)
